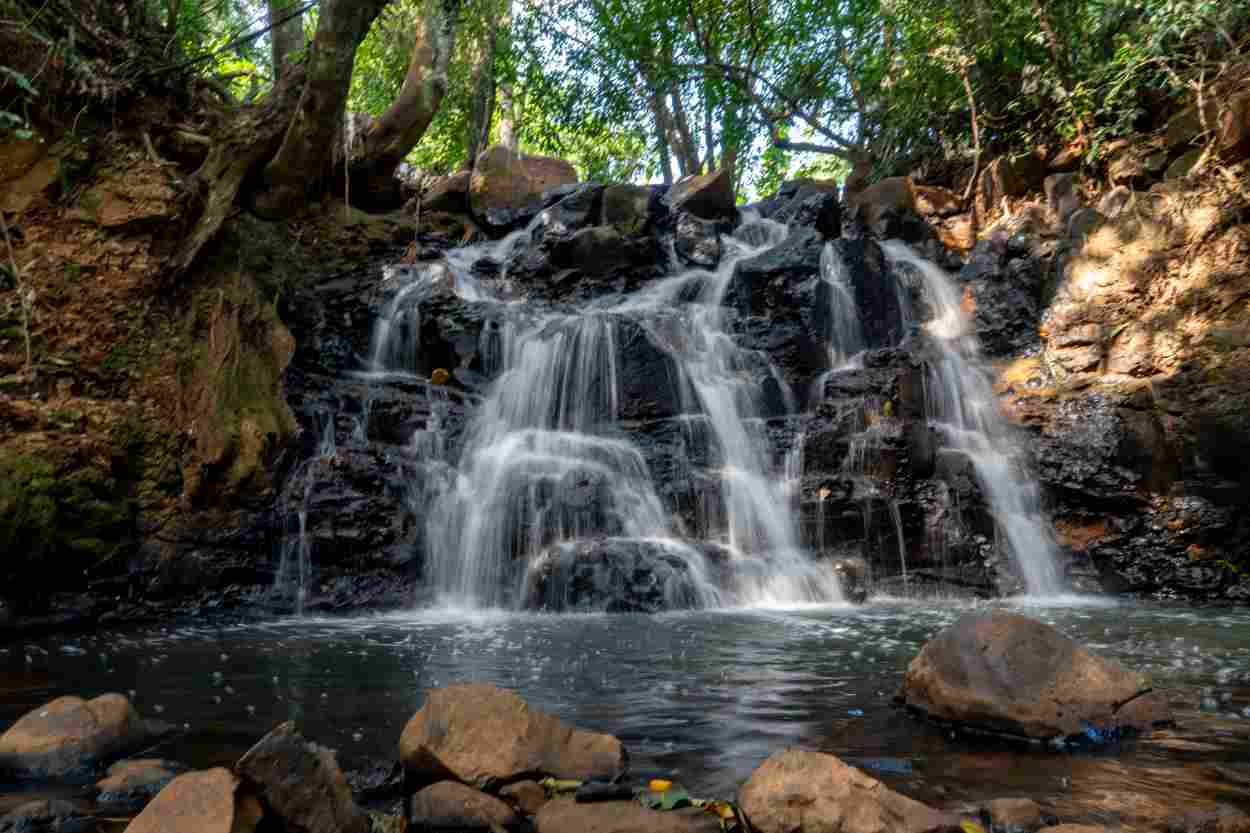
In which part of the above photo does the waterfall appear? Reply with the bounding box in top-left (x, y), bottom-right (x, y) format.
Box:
top-left (880, 240), bottom-right (1064, 596)
top-left (368, 209), bottom-right (843, 609)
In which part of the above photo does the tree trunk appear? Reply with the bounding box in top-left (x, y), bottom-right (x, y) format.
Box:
top-left (497, 84), bottom-right (518, 152)
top-left (251, 0), bottom-right (389, 219)
top-left (667, 89), bottom-right (701, 176)
top-left (463, 12), bottom-right (499, 168)
top-left (359, 0), bottom-right (464, 183)
top-left (169, 65), bottom-right (309, 281)
top-left (268, 0), bottom-right (305, 81)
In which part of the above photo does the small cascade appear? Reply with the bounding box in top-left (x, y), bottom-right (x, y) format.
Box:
top-left (881, 240), bottom-right (1064, 596)
top-left (364, 206), bottom-right (844, 610)
top-left (273, 461), bottom-right (317, 615)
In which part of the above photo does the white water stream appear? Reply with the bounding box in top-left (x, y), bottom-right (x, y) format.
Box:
top-left (369, 210), bottom-right (843, 609)
top-left (880, 240), bottom-right (1064, 595)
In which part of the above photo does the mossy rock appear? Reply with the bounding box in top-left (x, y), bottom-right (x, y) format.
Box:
top-left (0, 450), bottom-right (139, 608)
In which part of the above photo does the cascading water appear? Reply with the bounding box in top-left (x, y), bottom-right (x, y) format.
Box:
top-left (369, 208), bottom-right (844, 609)
top-left (880, 240), bottom-right (1064, 596)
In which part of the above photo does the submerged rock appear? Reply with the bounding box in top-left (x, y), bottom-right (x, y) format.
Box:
top-left (534, 798), bottom-right (721, 833)
top-left (0, 693), bottom-right (168, 780)
top-left (981, 798), bottom-right (1051, 833)
top-left (399, 682), bottom-right (626, 789)
top-left (409, 781), bottom-right (519, 831)
top-left (124, 768), bottom-right (264, 833)
top-left (524, 537), bottom-right (721, 613)
top-left (0, 799), bottom-right (92, 833)
top-left (896, 611), bottom-right (1171, 740)
top-left (738, 748), bottom-right (952, 833)
top-left (95, 758), bottom-right (187, 810)
top-left (235, 722), bottom-right (368, 833)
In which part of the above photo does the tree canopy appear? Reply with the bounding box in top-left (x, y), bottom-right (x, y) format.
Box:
top-left (2, 0), bottom-right (1245, 200)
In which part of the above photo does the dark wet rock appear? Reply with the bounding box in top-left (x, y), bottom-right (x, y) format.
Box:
top-left (235, 722), bottom-right (369, 833)
top-left (0, 799), bottom-right (92, 833)
top-left (600, 184), bottom-right (657, 236)
top-left (499, 780), bottom-right (549, 815)
top-left (830, 556), bottom-right (870, 603)
top-left (956, 238), bottom-right (1044, 357)
top-left (125, 768), bottom-right (264, 833)
top-left (773, 183), bottom-right (841, 238)
top-left (549, 226), bottom-right (664, 277)
top-left (672, 212), bottom-right (722, 268)
top-left (663, 168), bottom-right (735, 221)
top-left (738, 748), bottom-right (952, 833)
top-left (0, 694), bottom-right (170, 780)
top-left (532, 186), bottom-right (604, 243)
top-left (725, 230), bottom-right (907, 399)
top-left (399, 682), bottom-right (626, 789)
top-left (408, 781), bottom-right (519, 831)
top-left (605, 316), bottom-right (684, 421)
top-left (95, 758), bottom-right (187, 810)
top-left (980, 798), bottom-right (1051, 833)
top-left (534, 798), bottom-right (721, 833)
top-left (897, 611), bottom-right (1170, 740)
top-left (524, 537), bottom-right (720, 613)
top-left (344, 759), bottom-right (405, 802)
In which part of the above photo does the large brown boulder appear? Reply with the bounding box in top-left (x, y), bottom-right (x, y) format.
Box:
top-left (739, 749), bottom-right (952, 833)
top-left (235, 722), bottom-right (368, 833)
top-left (420, 170), bottom-right (472, 214)
top-left (534, 798), bottom-right (721, 833)
top-left (124, 768), bottom-right (264, 833)
top-left (896, 611), bottom-right (1170, 739)
top-left (399, 682), bottom-right (626, 789)
top-left (664, 168), bottom-right (736, 221)
top-left (409, 781), bottom-right (519, 831)
top-left (469, 145), bottom-right (577, 220)
top-left (0, 694), bottom-right (165, 779)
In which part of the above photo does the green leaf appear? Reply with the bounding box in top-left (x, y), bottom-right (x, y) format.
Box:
top-left (0, 66), bottom-right (38, 96)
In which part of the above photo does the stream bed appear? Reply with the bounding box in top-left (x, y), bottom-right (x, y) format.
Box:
top-left (3, 599), bottom-right (1249, 824)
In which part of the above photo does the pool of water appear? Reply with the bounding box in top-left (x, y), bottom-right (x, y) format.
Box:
top-left (3, 598), bottom-right (1249, 824)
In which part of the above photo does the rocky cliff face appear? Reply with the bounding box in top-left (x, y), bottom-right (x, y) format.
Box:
top-left (3, 121), bottom-right (1248, 625)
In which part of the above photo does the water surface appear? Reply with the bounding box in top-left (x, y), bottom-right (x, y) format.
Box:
top-left (2, 599), bottom-right (1249, 824)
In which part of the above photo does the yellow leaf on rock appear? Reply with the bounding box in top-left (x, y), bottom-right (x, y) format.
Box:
top-left (961, 819), bottom-right (987, 833)
top-left (649, 779), bottom-right (673, 792)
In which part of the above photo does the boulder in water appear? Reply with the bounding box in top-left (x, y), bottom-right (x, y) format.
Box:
top-left (235, 722), bottom-right (368, 833)
top-left (525, 538), bottom-right (720, 613)
top-left (0, 693), bottom-right (168, 780)
top-left (672, 211), bottom-right (722, 268)
top-left (664, 168), bottom-right (735, 221)
top-left (408, 781), bottom-right (519, 831)
top-left (534, 798), bottom-right (721, 833)
top-left (738, 748), bottom-right (953, 833)
top-left (124, 768), bottom-right (264, 833)
top-left (896, 611), bottom-right (1171, 740)
top-left (399, 682), bottom-right (626, 789)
